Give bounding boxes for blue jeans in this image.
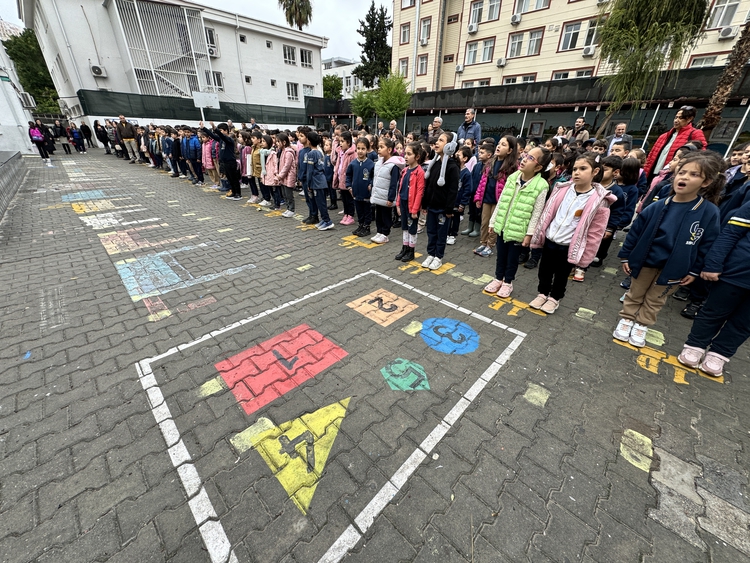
[426,209,451,259]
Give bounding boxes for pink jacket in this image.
[201,141,217,170]
[530,181,616,268]
[333,145,356,190]
[473,166,509,204]
[239,145,252,177]
[277,146,297,188]
[264,150,279,186]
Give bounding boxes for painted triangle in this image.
[230,398,351,514]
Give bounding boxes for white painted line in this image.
[134,270,525,563]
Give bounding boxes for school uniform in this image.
[346,158,375,228]
[422,156,460,259]
[449,167,473,237]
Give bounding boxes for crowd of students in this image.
[98,115,750,378]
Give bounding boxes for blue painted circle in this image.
[420,318,479,355]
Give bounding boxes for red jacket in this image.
[396,165,426,215]
[644,124,706,177]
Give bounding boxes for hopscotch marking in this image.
[135,270,526,563]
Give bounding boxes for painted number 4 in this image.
[279,431,315,473]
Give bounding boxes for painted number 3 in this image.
[368,296,398,313]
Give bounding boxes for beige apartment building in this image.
[393,0,750,92]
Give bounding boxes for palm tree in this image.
[698,22,750,141]
[278,0,313,31]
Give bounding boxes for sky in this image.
[0,0,382,60]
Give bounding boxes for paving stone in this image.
[77,462,148,529]
[551,464,609,530]
[433,482,495,558]
[1,449,73,510]
[0,492,34,540]
[116,478,186,542]
[587,508,651,562]
[107,522,166,563]
[38,456,108,521]
[0,504,78,563]
[412,523,467,563]
[36,511,120,563]
[347,515,417,562]
[532,501,597,562]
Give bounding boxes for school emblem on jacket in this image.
[363,170,370,181]
[686,221,704,245]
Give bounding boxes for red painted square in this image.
[214,324,347,415]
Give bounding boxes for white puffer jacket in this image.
[371,156,405,206]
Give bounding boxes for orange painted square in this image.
[346,289,418,327]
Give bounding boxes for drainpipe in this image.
[410,0,420,92]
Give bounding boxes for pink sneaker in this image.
[700,351,729,377]
[341,215,354,226]
[677,345,705,369]
[497,282,513,298]
[483,279,503,294]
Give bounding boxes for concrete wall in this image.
[0,152,26,222]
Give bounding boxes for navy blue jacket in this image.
[482,161,501,205]
[324,154,334,187]
[367,150,378,162]
[346,158,375,200]
[704,200,750,289]
[618,183,639,230]
[297,146,310,184]
[470,161,484,196]
[718,175,750,224]
[162,136,173,157]
[604,183,626,231]
[201,128,236,162]
[637,170,648,196]
[304,149,328,190]
[456,167,473,208]
[619,196,720,285]
[642,175,672,210]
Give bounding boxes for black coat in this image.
[422,156,460,216]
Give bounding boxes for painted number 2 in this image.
[368,296,398,313]
[278,431,315,473]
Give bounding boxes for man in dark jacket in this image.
[80,122,94,148]
[116,115,139,163]
[457,109,482,147]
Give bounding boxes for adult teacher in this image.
[644,106,706,179]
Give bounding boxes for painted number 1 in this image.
[368,296,398,312]
[279,431,315,472]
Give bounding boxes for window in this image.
[444,54,455,63]
[527,30,542,55]
[416,87,427,93]
[205,27,216,47]
[400,23,410,44]
[576,69,592,77]
[301,49,313,68]
[466,42,479,64]
[420,17,431,40]
[503,74,534,84]
[345,76,352,89]
[266,40,273,49]
[283,45,296,65]
[399,58,409,77]
[470,1,483,24]
[206,70,224,91]
[402,0,416,7]
[482,38,495,61]
[463,81,475,88]
[553,71,569,80]
[560,22,581,51]
[508,29,542,57]
[709,0,739,28]
[478,79,490,86]
[287,82,299,101]
[522,74,535,82]
[239,34,247,43]
[244,75,252,84]
[508,33,523,58]
[324,62,332,69]
[54,54,69,83]
[585,19,601,46]
[515,0,549,13]
[488,0,501,19]
[271,79,277,87]
[418,54,428,75]
[553,69,592,80]
[303,84,315,96]
[562,19,602,50]
[690,55,718,68]
[504,77,517,84]
[447,14,460,23]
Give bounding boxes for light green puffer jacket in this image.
[492,171,549,242]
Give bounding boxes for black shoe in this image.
[327,204,338,210]
[401,248,415,262]
[681,301,703,319]
[395,245,408,260]
[303,215,319,225]
[518,251,529,264]
[589,258,603,268]
[620,277,631,289]
[358,226,371,237]
[524,257,539,269]
[672,286,690,301]
[352,226,363,236]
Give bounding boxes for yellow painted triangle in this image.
[230,398,351,515]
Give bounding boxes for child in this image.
[474,136,518,257]
[333,131,357,225]
[200,121,242,200]
[463,144,493,237]
[447,146,474,245]
[201,133,220,188]
[585,155,626,274]
[250,131,270,206]
[395,142,426,262]
[464,139,478,171]
[609,140,630,158]
[370,138,405,244]
[529,153,616,314]
[484,146,553,297]
[239,132,255,199]
[616,157,641,227]
[638,145,697,212]
[297,127,318,224]
[628,148,649,196]
[421,132,460,270]
[323,137,338,211]
[263,135,280,210]
[678,200,750,376]
[303,131,334,230]
[346,137,375,236]
[275,132,298,217]
[614,152,723,347]
[590,139,608,155]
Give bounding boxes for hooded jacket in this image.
[531,181,617,267]
[421,155,460,215]
[333,145,357,190]
[277,146,298,188]
[371,156,405,206]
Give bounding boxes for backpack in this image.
[30,128,44,142]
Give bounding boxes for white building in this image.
[17,0,328,124]
[322,56,374,100]
[0,38,36,154]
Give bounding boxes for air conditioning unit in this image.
[467,22,478,34]
[420,37,428,47]
[719,26,739,40]
[90,64,107,78]
[496,57,507,68]
[582,45,596,57]
[345,87,351,92]
[510,14,522,25]
[19,92,36,108]
[208,45,220,57]
[455,64,464,73]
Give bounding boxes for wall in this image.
[0,152,26,222]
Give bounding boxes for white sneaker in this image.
[429,257,443,270]
[371,233,382,242]
[249,195,260,203]
[422,255,435,268]
[376,234,389,244]
[282,210,295,218]
[259,199,273,207]
[446,236,456,245]
[628,323,648,347]
[613,318,634,342]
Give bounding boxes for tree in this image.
[323,74,343,100]
[352,1,392,88]
[597,0,707,119]
[277,0,312,31]
[698,21,750,140]
[349,89,377,121]
[2,29,59,113]
[373,72,411,122]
